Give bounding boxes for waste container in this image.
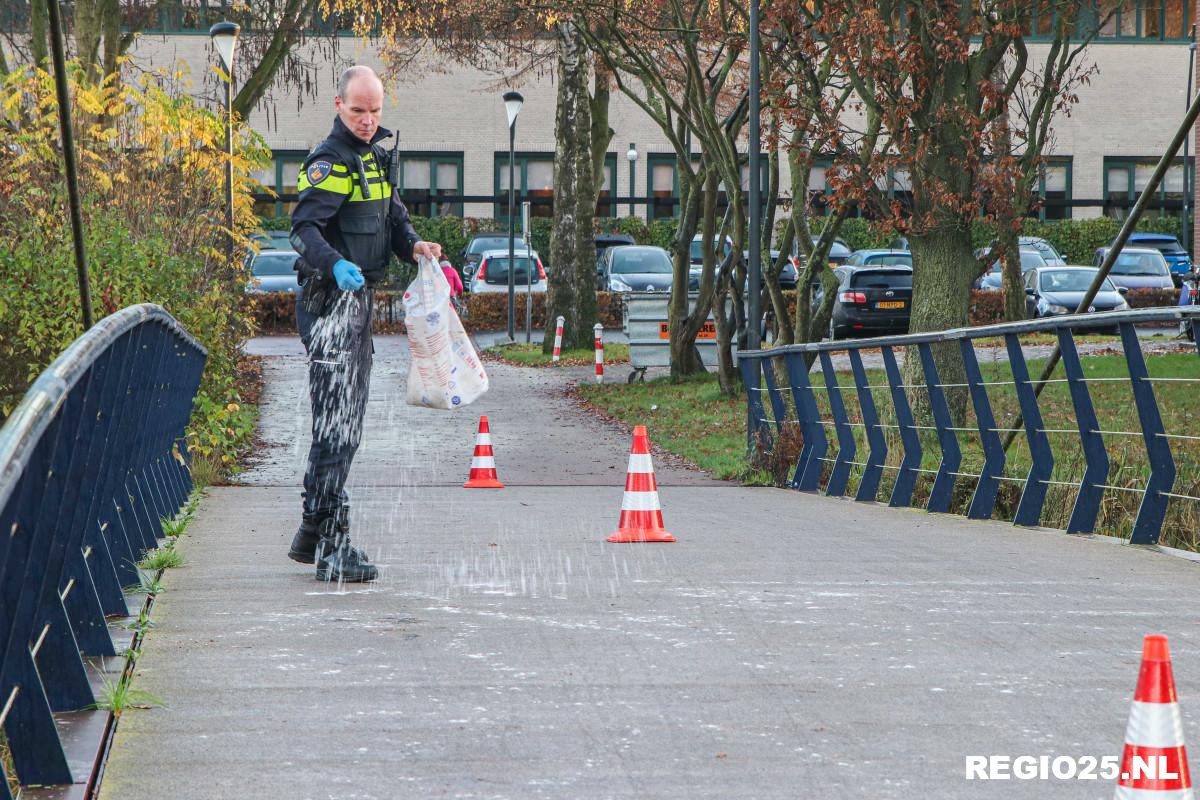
[623,292,723,382]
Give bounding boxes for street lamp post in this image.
[45,0,93,329]
[1185,29,1196,259]
[747,0,762,350]
[209,21,240,263]
[503,90,524,342]
[626,143,638,218]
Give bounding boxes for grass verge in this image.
[575,373,755,482]
[487,342,630,367]
[575,351,1200,548]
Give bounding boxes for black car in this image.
[828,265,913,340]
[460,232,517,281]
[742,249,799,290]
[812,236,853,265]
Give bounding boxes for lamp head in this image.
[503,90,524,128]
[626,143,638,163]
[208,21,241,73]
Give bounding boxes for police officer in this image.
[288,65,442,582]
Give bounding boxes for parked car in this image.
[1105,233,1192,284]
[1091,246,1175,290]
[844,250,907,268]
[827,265,913,340]
[812,236,852,265]
[599,245,673,292]
[595,232,637,275]
[845,249,913,268]
[460,232,514,281]
[468,248,547,294]
[976,237,1065,269]
[689,233,734,267]
[1024,265,1128,322]
[975,248,1049,290]
[742,249,799,290]
[686,234,735,289]
[246,249,301,294]
[249,230,292,251]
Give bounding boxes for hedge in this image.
[776,287,1181,330]
[251,290,625,335]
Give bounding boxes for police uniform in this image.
[290,116,420,524]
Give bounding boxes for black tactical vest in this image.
[309,136,393,281]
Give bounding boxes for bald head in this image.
[337,65,382,98]
[335,66,384,143]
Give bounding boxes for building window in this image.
[1035,158,1072,220]
[495,153,615,223]
[647,154,680,220]
[1095,0,1190,40]
[642,153,768,221]
[596,156,617,218]
[1104,156,1193,219]
[396,153,463,218]
[251,150,307,219]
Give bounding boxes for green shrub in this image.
[596,215,652,244]
[648,218,681,253]
[0,64,267,481]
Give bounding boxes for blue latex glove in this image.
[332,259,365,291]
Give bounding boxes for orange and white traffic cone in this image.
[608,425,675,543]
[1115,635,1193,799]
[463,415,504,489]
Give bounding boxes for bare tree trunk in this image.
[904,226,977,423]
[998,226,1024,321]
[668,164,715,380]
[542,20,597,353]
[30,0,49,67]
[991,65,1025,322]
[589,58,614,202]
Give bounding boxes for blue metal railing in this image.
[739,307,1200,545]
[0,304,206,797]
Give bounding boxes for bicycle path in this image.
[98,335,1200,800]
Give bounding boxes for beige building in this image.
[9,3,1200,243]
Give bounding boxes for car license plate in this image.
[876,300,905,309]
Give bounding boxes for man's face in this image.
[335,76,383,143]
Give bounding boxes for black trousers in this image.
[296,288,374,517]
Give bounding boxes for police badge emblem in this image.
[306,160,332,185]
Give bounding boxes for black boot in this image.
[314,514,378,583]
[288,513,324,564]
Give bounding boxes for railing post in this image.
[961,340,1005,520]
[881,346,921,507]
[1057,328,1109,533]
[1121,322,1177,544]
[739,356,769,454]
[849,350,886,503]
[1007,333,1054,527]
[761,356,788,434]
[819,351,856,497]
[917,342,961,514]
[784,351,826,491]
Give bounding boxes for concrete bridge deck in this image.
[98,335,1200,800]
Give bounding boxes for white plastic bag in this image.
[404,255,488,409]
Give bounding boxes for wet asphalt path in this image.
[98,332,1200,800]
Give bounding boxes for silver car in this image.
[247,249,301,294]
[467,248,546,294]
